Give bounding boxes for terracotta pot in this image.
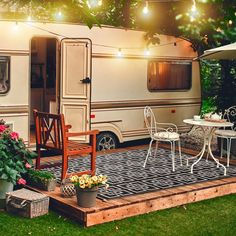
[75,186,98,208]
[0,179,14,209]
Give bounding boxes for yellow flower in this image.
[91,176,98,182]
[70,176,77,182]
[80,183,85,189]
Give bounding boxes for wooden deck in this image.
[30,145,236,227]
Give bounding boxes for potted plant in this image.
[70,174,108,208]
[26,169,57,192]
[0,120,36,208]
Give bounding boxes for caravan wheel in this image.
[96,132,118,151]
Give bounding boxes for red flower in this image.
[17,178,26,185]
[10,132,19,141]
[0,125,6,133]
[25,163,31,169]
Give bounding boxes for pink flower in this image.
[17,178,26,185]
[25,163,31,169]
[10,132,19,140]
[0,125,6,133]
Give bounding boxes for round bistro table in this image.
[183,118,233,176]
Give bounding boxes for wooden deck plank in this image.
[85,181,236,227]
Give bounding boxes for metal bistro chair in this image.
[143,106,182,171]
[214,105,236,167]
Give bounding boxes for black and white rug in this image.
[43,148,236,200]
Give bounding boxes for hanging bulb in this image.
[117,48,122,57]
[189,0,199,22]
[87,0,102,8]
[142,1,149,15]
[144,47,150,56]
[98,0,102,6]
[55,11,63,20]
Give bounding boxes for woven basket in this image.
[60,179,76,197]
[6,188,49,218]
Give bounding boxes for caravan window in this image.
[0,56,10,94]
[147,61,191,91]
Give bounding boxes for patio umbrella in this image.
[199,42,236,60]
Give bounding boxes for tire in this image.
[96,132,118,151]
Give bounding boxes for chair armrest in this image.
[66,130,99,138]
[65,125,72,132]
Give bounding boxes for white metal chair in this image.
[143,106,182,171]
[214,105,236,167]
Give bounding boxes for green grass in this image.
[1,194,236,236]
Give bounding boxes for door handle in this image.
[80,77,91,84]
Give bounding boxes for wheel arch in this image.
[91,123,123,143]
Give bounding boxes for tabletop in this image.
[183,118,233,128]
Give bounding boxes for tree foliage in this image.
[1,0,236,111]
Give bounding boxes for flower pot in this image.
[28,179,57,192]
[75,186,98,208]
[0,179,14,209]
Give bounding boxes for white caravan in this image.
[0,21,201,150]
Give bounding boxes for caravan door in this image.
[60,39,91,142]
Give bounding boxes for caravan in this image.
[0,21,201,150]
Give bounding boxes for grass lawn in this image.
[1,194,236,236]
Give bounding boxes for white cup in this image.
[193,115,201,121]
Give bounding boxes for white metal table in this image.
[183,119,233,176]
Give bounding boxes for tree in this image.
[1,0,236,111]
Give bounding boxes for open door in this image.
[60,39,91,142]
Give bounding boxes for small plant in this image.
[26,169,56,191]
[70,174,108,189]
[27,169,55,184]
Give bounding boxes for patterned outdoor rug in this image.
[43,148,236,200]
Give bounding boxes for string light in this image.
[142,1,149,15]
[21,22,186,58]
[229,20,233,25]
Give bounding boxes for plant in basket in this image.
[26,169,56,192]
[0,119,36,207]
[70,174,108,208]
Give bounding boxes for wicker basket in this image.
[60,179,76,197]
[6,188,49,218]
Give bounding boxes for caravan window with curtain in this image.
[0,56,10,94]
[147,61,191,91]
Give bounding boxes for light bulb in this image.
[87,0,102,8]
[117,48,122,57]
[55,11,63,20]
[144,48,150,56]
[142,1,149,15]
[189,0,199,22]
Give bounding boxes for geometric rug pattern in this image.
[43,148,236,200]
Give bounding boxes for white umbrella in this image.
[199,42,236,60]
